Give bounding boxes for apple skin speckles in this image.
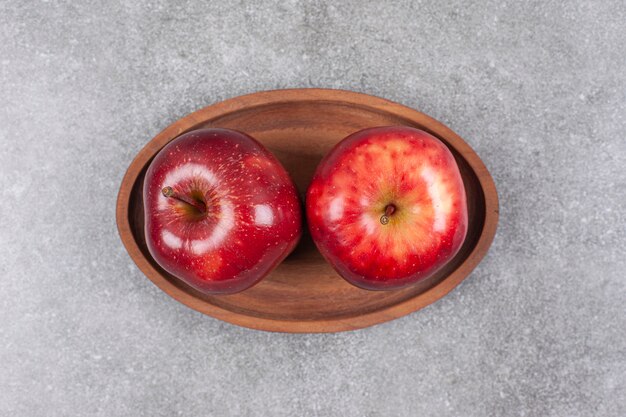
[144,128,302,295]
[306,126,468,291]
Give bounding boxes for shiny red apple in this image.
[306,126,468,290]
[144,128,302,294]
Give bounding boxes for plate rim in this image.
[116,88,499,333]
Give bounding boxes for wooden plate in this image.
[116,89,498,333]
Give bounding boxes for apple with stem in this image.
[306,126,468,290]
[143,128,302,295]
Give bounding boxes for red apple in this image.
[306,126,468,290]
[143,128,302,294]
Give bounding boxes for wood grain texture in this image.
[116,89,499,333]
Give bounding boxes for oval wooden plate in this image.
[116,89,498,333]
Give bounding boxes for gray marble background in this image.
[1,1,625,416]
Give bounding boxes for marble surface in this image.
[1,1,625,416]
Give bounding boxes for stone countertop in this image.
[1,1,624,416]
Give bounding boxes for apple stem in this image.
[380,204,396,225]
[162,186,207,213]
